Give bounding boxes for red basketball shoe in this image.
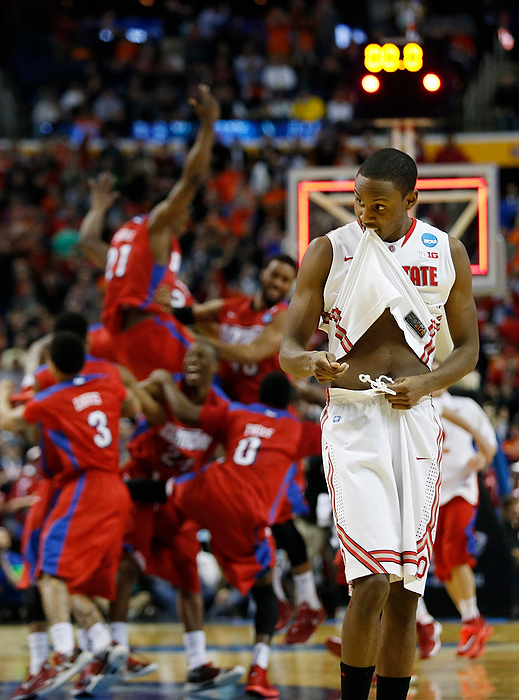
[10,662,54,700]
[325,635,341,657]
[285,602,326,644]
[416,619,443,659]
[457,616,493,658]
[245,665,279,698]
[274,599,295,632]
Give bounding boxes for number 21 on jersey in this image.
[105,244,132,280]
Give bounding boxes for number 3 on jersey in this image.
[105,243,132,280]
[88,410,113,448]
[233,436,261,466]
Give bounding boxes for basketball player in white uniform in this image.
[280,148,479,700]
[432,385,497,658]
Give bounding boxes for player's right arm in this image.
[148,85,220,240]
[79,172,120,268]
[279,237,348,383]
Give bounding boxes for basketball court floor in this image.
[1,619,518,699]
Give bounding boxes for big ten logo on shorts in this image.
[421,232,438,248]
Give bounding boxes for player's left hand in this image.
[385,375,429,410]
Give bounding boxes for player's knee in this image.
[386,580,419,617]
[351,574,391,613]
[251,583,279,637]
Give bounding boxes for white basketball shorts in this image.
[322,387,443,595]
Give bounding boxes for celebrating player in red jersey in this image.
[11,313,159,698]
[0,332,141,698]
[79,85,219,379]
[175,253,326,643]
[175,254,297,403]
[133,370,321,698]
[112,340,244,692]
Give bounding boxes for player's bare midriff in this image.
[332,309,430,390]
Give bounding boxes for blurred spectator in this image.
[326,88,355,125]
[0,527,24,621]
[493,71,519,131]
[291,90,326,121]
[92,88,126,134]
[503,416,519,464]
[262,54,298,95]
[500,182,519,233]
[434,133,470,163]
[31,87,63,137]
[233,41,266,108]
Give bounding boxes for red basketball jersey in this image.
[101,216,183,333]
[23,373,127,487]
[217,297,288,403]
[127,378,229,481]
[198,401,321,507]
[33,355,121,391]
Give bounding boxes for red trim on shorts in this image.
[325,450,387,576]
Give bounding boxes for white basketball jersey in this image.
[433,392,498,506]
[321,218,456,367]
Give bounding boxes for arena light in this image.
[423,73,441,92]
[361,74,380,93]
[125,28,148,44]
[335,24,352,49]
[498,27,515,51]
[297,177,489,275]
[99,28,114,42]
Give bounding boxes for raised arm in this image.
[279,237,348,382]
[79,172,120,268]
[148,85,220,236]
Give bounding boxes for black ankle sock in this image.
[340,662,375,700]
[376,675,411,699]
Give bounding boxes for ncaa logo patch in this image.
[333,416,341,423]
[421,232,438,248]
